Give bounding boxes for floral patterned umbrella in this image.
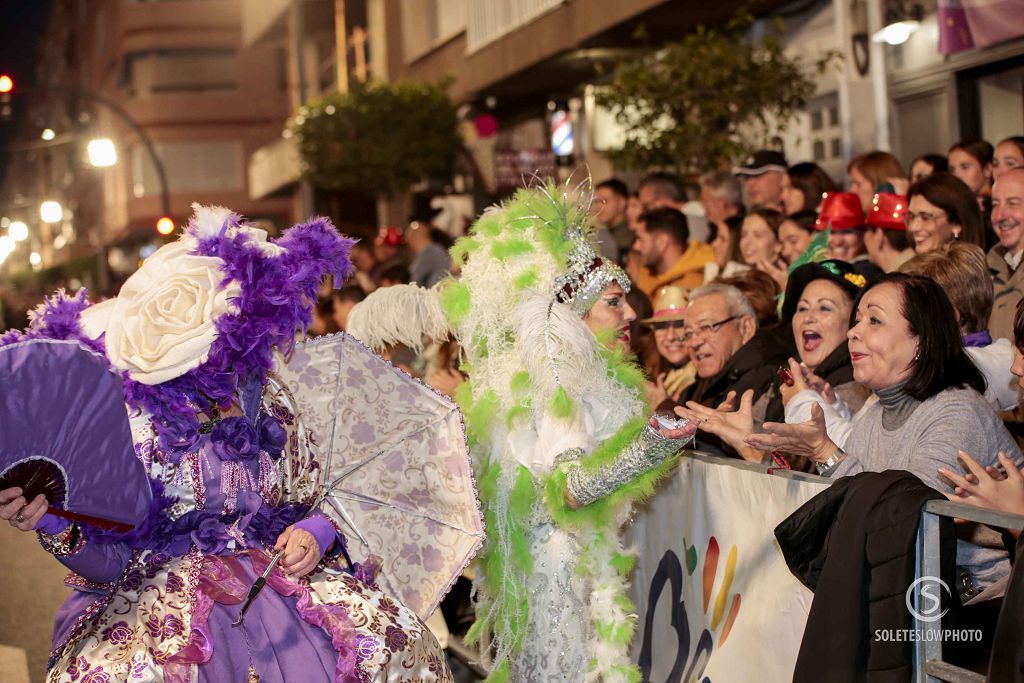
[269,332,483,620]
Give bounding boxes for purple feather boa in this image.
[3,212,354,461]
[0,289,104,355]
[122,214,355,457]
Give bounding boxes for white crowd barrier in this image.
[625,452,830,683]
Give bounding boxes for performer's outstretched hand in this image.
[0,487,47,532]
[650,416,700,441]
[275,525,320,577]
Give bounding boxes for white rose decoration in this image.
[81,240,242,385]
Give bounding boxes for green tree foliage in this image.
[289,79,459,195]
[596,17,838,174]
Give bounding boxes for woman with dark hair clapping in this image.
[748,273,1022,593]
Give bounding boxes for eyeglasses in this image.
[680,316,740,344]
[650,320,685,331]
[905,210,947,225]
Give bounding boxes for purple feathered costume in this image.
[3,206,451,683]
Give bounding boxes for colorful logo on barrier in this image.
[638,536,742,683]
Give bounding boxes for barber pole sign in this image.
[551,110,574,157]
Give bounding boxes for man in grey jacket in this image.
[988,169,1024,341]
[407,220,451,290]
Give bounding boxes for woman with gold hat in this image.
[641,285,697,408]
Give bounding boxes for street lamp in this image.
[41,128,56,141]
[87,138,117,167]
[872,1,924,45]
[0,235,14,256]
[156,216,175,235]
[872,20,919,45]
[40,200,64,223]
[9,220,28,241]
[29,251,42,267]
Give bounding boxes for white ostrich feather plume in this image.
[512,294,604,400]
[346,284,450,353]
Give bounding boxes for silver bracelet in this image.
[565,425,690,507]
[816,447,845,476]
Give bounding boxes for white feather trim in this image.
[189,202,234,238]
[512,294,604,401]
[182,203,283,256]
[346,284,450,353]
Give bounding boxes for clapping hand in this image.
[939,450,1024,538]
[779,357,835,408]
[745,402,836,462]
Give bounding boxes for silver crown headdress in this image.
[552,227,630,316]
[529,173,629,316]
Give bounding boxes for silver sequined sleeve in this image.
[563,424,690,507]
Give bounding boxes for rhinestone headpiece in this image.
[553,227,630,316]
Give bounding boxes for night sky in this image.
[0,0,52,189]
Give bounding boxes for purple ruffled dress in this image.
[44,407,450,683]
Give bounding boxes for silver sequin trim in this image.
[564,425,688,507]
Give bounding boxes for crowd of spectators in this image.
[326,135,1024,670]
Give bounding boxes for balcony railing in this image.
[466,0,565,54]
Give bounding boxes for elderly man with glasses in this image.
[672,282,786,457]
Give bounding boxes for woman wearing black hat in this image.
[674,260,871,467]
[769,261,874,466]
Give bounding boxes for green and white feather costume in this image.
[348,178,685,682]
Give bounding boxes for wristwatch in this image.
[816,446,845,476]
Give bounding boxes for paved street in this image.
[0,524,70,682]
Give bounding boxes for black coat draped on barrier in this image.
[775,470,955,682]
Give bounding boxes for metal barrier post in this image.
[916,508,945,682]
[913,501,1024,683]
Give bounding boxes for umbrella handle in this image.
[46,506,134,533]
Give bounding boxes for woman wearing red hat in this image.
[863,192,914,272]
[817,192,883,280]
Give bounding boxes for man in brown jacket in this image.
[630,208,714,298]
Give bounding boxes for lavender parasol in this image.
[269,332,483,620]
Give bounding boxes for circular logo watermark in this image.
[906,576,950,622]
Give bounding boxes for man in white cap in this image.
[734,149,788,211]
